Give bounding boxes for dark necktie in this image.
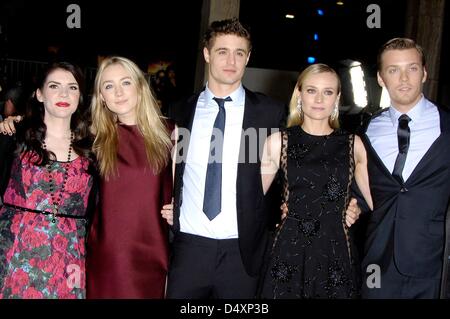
[203,96,232,220]
[392,114,411,184]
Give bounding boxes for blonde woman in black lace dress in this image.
[259,64,373,298]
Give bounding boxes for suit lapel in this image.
[404,133,449,185]
[173,94,200,231]
[361,109,398,183]
[241,89,259,132]
[362,133,397,182]
[439,106,450,134]
[236,89,258,209]
[180,94,199,132]
[405,107,450,186]
[441,110,450,297]
[175,94,198,175]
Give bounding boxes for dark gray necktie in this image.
[392,114,411,184]
[203,96,232,220]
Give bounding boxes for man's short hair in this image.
[377,37,426,70]
[203,18,252,51]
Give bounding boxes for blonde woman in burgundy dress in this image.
[86,56,173,298]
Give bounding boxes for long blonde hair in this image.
[287,63,341,128]
[91,56,171,178]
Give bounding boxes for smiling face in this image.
[36,68,80,121]
[203,34,250,94]
[298,71,340,123]
[99,63,138,125]
[378,48,427,112]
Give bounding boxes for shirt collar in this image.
[388,95,426,126]
[204,83,245,107]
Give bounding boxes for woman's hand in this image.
[161,199,174,226]
[0,115,22,135]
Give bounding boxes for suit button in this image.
[400,187,408,193]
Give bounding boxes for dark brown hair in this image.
[203,18,252,51]
[16,61,94,165]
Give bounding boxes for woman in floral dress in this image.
[0,62,96,299]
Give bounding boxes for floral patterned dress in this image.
[0,153,93,299]
[260,126,360,299]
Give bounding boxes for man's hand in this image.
[0,115,22,135]
[161,199,174,226]
[280,202,288,220]
[275,202,288,228]
[345,198,361,227]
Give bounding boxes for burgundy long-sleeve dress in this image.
[86,124,172,298]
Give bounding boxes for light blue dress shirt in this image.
[366,96,441,182]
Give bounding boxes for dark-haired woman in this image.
[0,62,96,299]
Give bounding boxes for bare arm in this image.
[353,135,373,211]
[261,131,281,195]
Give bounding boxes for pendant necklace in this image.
[42,132,74,223]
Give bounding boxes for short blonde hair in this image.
[377,37,426,70]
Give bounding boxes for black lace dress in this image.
[260,126,360,299]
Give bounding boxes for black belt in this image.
[176,232,239,248]
[2,202,87,220]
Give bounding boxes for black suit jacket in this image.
[170,88,286,277]
[360,104,450,293]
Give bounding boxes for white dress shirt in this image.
[366,96,441,182]
[180,84,245,239]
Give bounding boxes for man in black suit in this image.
[164,18,286,298]
[360,38,450,298]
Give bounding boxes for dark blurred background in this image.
[0,0,448,116]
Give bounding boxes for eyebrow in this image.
[305,85,336,90]
[215,47,228,52]
[214,47,248,54]
[102,76,132,85]
[386,62,420,68]
[47,80,79,86]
